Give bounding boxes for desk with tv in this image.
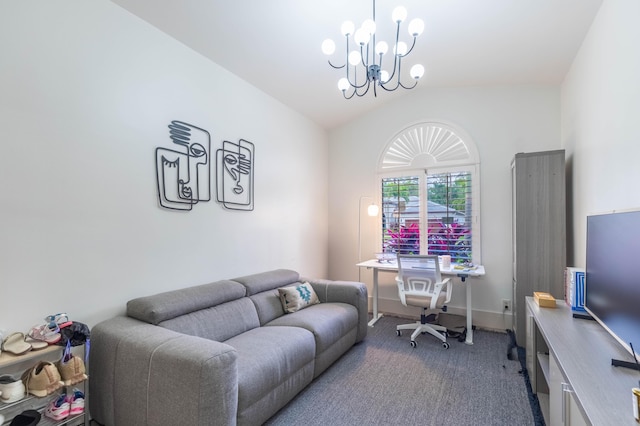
[356,259,485,345]
[526,296,640,425]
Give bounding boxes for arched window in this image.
[377,121,481,264]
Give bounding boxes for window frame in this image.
[376,121,481,265]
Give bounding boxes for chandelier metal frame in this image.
[322,0,424,99]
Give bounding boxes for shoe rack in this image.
[0,344,88,426]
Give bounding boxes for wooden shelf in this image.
[537,352,550,384]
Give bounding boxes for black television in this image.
[585,210,640,366]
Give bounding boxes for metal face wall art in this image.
[155,121,255,212]
[156,121,211,211]
[216,139,255,211]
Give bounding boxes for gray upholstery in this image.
[127,279,246,324]
[248,288,285,325]
[90,316,238,426]
[225,326,316,426]
[266,302,358,377]
[232,269,300,296]
[160,298,260,342]
[89,270,368,426]
[304,278,369,343]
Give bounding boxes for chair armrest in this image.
[395,276,407,306]
[431,277,452,310]
[89,316,238,426]
[303,278,368,342]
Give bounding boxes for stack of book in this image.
[565,267,586,313]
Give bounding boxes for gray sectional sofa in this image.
[88,269,368,426]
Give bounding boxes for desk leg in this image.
[463,276,473,345]
[368,268,383,327]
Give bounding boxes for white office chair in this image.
[395,254,453,349]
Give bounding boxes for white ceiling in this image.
[111,0,602,130]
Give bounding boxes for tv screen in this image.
[585,210,640,362]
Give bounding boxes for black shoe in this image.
[10,410,41,426]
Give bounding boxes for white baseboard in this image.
[371,296,513,332]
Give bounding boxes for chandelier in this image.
[321,0,425,99]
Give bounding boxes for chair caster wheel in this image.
[410,340,417,348]
[442,342,450,349]
[396,330,402,337]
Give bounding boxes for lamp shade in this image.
[408,18,424,37]
[367,204,379,216]
[321,39,336,55]
[341,20,355,36]
[410,64,425,79]
[392,6,407,23]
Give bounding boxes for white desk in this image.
[356,259,485,345]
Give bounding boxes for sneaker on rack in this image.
[44,393,70,421]
[68,388,85,415]
[0,374,26,403]
[20,361,64,397]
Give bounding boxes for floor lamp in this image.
[358,196,379,281]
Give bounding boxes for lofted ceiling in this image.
[111,0,602,130]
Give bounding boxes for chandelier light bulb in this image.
[410,64,425,80]
[341,20,355,36]
[362,19,376,35]
[348,50,362,66]
[408,18,424,37]
[375,41,388,56]
[392,6,407,23]
[354,28,370,46]
[321,39,336,56]
[394,41,408,56]
[338,78,350,92]
[380,70,390,83]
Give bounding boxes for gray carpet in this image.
[265,315,535,426]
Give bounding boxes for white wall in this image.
[328,85,561,329]
[562,0,640,267]
[0,1,328,334]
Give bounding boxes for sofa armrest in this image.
[89,316,238,426]
[304,278,368,343]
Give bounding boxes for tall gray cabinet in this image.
[511,150,566,345]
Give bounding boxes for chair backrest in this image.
[397,254,441,291]
[396,254,451,309]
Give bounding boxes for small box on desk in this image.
[534,292,556,308]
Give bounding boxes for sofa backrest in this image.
[159,298,260,342]
[125,270,305,340]
[127,279,246,324]
[232,269,300,295]
[127,279,261,341]
[232,269,301,325]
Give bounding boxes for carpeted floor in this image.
[265,315,538,426]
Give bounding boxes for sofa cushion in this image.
[265,302,358,356]
[159,298,260,342]
[224,326,315,425]
[232,269,300,296]
[278,282,320,313]
[127,280,246,325]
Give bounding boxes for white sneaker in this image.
[0,374,25,403]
